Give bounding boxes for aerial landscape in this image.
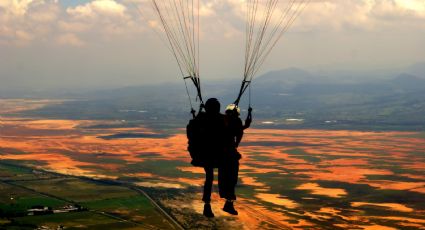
[1,0,425,229]
[1,93,424,229]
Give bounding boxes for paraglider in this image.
[138,0,309,217]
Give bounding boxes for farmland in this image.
[1,99,424,229]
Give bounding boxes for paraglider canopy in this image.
[147,0,203,115]
[235,0,310,106]
[139,0,309,112]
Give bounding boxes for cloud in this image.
[14,30,34,46]
[58,21,91,33]
[0,0,137,46]
[1,0,424,90]
[394,0,425,15]
[371,0,425,22]
[61,0,144,42]
[66,0,127,19]
[56,33,85,47]
[298,0,425,31]
[200,0,425,34]
[1,0,424,47]
[0,0,60,46]
[0,0,36,17]
[28,2,60,23]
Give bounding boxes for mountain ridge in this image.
[15,67,425,131]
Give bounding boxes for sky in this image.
[1,0,425,90]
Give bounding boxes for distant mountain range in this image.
[8,65,425,130]
[405,62,425,78]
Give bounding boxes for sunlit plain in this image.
[1,99,424,229]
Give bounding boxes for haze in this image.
[1,0,424,91]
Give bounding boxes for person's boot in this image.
[223,200,238,215]
[203,203,214,218]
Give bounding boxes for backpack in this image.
[186,113,225,167]
[187,116,202,166]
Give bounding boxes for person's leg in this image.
[203,167,214,217]
[218,163,228,199]
[219,159,239,199]
[202,167,214,203]
[222,159,239,215]
[228,159,239,200]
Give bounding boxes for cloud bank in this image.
[1,0,424,89]
[2,0,424,46]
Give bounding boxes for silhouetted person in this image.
[186,100,252,217]
[219,104,252,215]
[187,98,226,217]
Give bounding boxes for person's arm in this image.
[243,107,253,130]
[235,119,244,148]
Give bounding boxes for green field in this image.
[0,164,178,230]
[15,178,139,202]
[0,182,68,217]
[10,212,140,230]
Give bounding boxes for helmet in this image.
[225,104,240,115]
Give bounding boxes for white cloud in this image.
[14,30,34,46]
[1,0,422,47]
[28,2,60,23]
[58,21,91,33]
[199,0,425,34]
[56,33,85,47]
[66,0,127,19]
[0,0,424,89]
[61,0,144,42]
[394,0,425,15]
[300,0,425,31]
[0,0,35,17]
[0,0,59,46]
[371,0,425,22]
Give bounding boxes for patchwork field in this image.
[0,164,178,230]
[1,99,424,229]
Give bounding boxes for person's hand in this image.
[247,107,253,122]
[245,118,252,126]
